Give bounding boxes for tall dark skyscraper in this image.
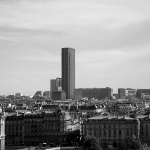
[62,47,75,99]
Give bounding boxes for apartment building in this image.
[43,109,73,145]
[5,113,24,146]
[138,115,150,145]
[84,115,140,148]
[24,112,43,145]
[5,109,80,146]
[0,109,5,150]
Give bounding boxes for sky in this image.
[0,0,150,96]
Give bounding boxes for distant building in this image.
[15,93,22,98]
[62,48,75,99]
[43,91,50,99]
[32,91,42,99]
[0,96,5,100]
[136,102,149,110]
[113,94,119,99]
[42,104,59,111]
[136,89,150,98]
[6,95,15,100]
[34,91,42,97]
[141,93,150,100]
[118,88,136,99]
[50,78,62,98]
[52,91,66,101]
[75,87,113,100]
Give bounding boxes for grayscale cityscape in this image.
[0,1,150,150]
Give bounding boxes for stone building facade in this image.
[0,109,5,150]
[84,115,140,148]
[138,115,150,145]
[5,109,80,146]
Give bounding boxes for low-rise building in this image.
[75,87,113,100]
[141,93,150,100]
[15,93,23,98]
[136,89,150,98]
[136,102,149,110]
[118,88,136,99]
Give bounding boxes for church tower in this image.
[0,106,5,150]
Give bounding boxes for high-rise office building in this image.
[62,48,75,99]
[50,78,62,98]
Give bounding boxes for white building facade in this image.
[0,108,5,150]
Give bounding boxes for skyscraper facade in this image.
[62,48,75,99]
[50,78,62,98]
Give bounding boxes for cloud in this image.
[76,47,150,77]
[0,35,20,42]
[17,55,59,63]
[1,0,150,50]
[0,0,150,94]
[0,0,150,29]
[13,49,60,64]
[0,27,66,36]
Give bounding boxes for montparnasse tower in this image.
[61,47,75,99]
[0,105,5,150]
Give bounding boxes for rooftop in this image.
[5,113,16,117]
[25,112,42,116]
[88,115,135,120]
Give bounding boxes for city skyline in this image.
[0,0,150,95]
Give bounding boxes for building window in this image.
[119,130,121,135]
[104,130,106,135]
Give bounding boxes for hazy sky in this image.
[0,0,150,95]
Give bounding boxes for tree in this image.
[125,135,141,150]
[82,135,102,150]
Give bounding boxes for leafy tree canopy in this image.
[82,135,102,150]
[125,135,141,150]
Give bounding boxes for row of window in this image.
[87,119,137,123]
[86,130,137,136]
[6,127,22,129]
[86,124,137,128]
[86,133,123,139]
